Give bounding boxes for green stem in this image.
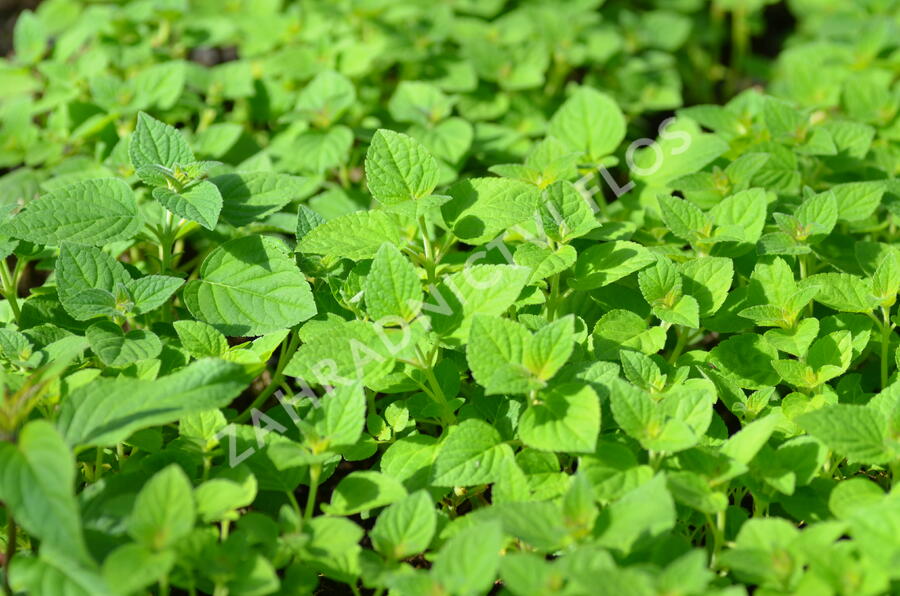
[547,273,560,322]
[3,515,15,596]
[418,215,436,284]
[220,519,230,541]
[159,575,170,596]
[286,490,302,519]
[304,464,321,520]
[233,331,300,424]
[729,3,748,94]
[707,510,726,567]
[415,347,456,427]
[881,306,894,390]
[94,447,104,482]
[668,326,689,364]
[0,260,21,325]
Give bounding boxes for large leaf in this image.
[0,421,88,561]
[184,235,317,336]
[1,178,141,246]
[57,359,252,449]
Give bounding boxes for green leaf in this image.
[86,321,162,367]
[804,273,876,313]
[431,419,514,487]
[593,309,667,359]
[595,473,675,553]
[295,70,356,126]
[128,464,196,550]
[519,383,600,453]
[10,552,112,596]
[194,470,257,523]
[798,405,891,464]
[55,244,130,320]
[129,112,194,171]
[173,320,229,358]
[831,181,885,222]
[1,178,141,246]
[57,359,252,449]
[365,129,439,205]
[212,172,320,227]
[184,235,317,336]
[389,81,453,125]
[309,382,367,451]
[710,188,768,245]
[539,180,598,242]
[322,470,407,515]
[795,190,838,241]
[639,256,681,306]
[523,315,575,381]
[873,251,900,306]
[365,242,423,321]
[370,491,436,560]
[513,243,577,283]
[0,420,88,561]
[442,178,542,245]
[570,241,656,291]
[296,210,408,261]
[102,543,175,596]
[432,521,504,595]
[466,314,535,395]
[287,126,354,173]
[548,86,626,161]
[125,274,183,315]
[12,10,46,65]
[658,195,708,242]
[680,257,734,317]
[151,180,223,230]
[708,333,780,389]
[806,330,853,382]
[296,516,363,583]
[428,264,531,344]
[285,320,418,387]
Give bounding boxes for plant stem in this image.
[304,463,321,520]
[547,273,560,322]
[729,2,748,94]
[418,215,436,284]
[286,490,302,519]
[0,260,21,325]
[415,346,456,427]
[707,510,726,567]
[233,331,300,424]
[159,575,170,596]
[668,326,689,364]
[3,515,15,596]
[881,305,894,390]
[94,447,104,482]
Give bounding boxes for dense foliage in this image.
[1,0,900,594]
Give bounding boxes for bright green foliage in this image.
[2,1,900,595]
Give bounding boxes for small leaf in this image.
[364,242,423,321]
[87,321,162,367]
[548,86,626,161]
[431,419,514,487]
[129,112,194,171]
[128,464,196,551]
[152,180,223,230]
[365,130,439,205]
[173,320,229,358]
[519,383,600,453]
[370,491,436,560]
[798,405,891,464]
